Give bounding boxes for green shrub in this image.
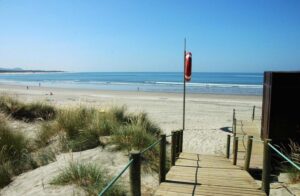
[51,162,126,195]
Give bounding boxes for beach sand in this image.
[0,84,264,195]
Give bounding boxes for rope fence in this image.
[98,159,134,196]
[98,131,182,196]
[140,139,161,154]
[231,106,300,195]
[268,143,300,171]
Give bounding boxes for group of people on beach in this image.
[26,83,53,95]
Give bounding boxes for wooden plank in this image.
[157,183,265,196]
[154,152,266,196]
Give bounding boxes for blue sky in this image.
[0,0,300,72]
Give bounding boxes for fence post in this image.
[233,137,239,165]
[252,106,256,121]
[180,129,183,152]
[176,131,180,157]
[262,139,271,195]
[233,118,237,136]
[159,134,166,183]
[129,151,141,196]
[233,108,236,122]
[171,131,176,166]
[244,135,253,171]
[226,135,231,159]
[179,129,183,152]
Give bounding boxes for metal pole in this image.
[183,38,186,131]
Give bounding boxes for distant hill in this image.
[0,67,63,73]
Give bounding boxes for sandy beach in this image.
[0,83,263,195]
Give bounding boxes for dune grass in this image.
[0,164,11,188]
[0,96,163,191]
[51,162,126,196]
[36,106,161,154]
[281,140,300,183]
[0,95,56,122]
[0,117,37,187]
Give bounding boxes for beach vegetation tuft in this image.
[0,117,37,187]
[51,162,126,195]
[280,140,300,183]
[0,95,56,122]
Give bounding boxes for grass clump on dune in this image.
[37,107,121,151]
[281,140,300,183]
[0,117,36,187]
[54,108,113,151]
[51,162,126,196]
[0,95,56,122]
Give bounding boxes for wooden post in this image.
[176,131,180,157]
[244,135,253,171]
[233,118,237,136]
[252,106,256,121]
[159,134,166,183]
[262,139,271,195]
[171,131,176,166]
[233,108,236,121]
[233,137,239,165]
[179,130,183,153]
[129,151,141,196]
[226,135,231,159]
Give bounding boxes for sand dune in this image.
[0,84,262,195]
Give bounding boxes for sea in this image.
[0,72,263,96]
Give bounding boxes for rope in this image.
[140,139,161,154]
[250,137,264,143]
[99,159,134,196]
[268,143,300,171]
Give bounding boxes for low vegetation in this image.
[0,95,162,192]
[281,140,300,183]
[0,95,56,122]
[0,117,36,188]
[51,162,126,196]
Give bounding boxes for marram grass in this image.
[0,95,56,122]
[51,162,126,196]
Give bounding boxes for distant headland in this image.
[0,67,63,73]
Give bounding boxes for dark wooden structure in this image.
[261,71,300,143]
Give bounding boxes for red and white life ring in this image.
[185,52,192,81]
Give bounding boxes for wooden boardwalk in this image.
[155,152,266,196]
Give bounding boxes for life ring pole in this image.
[183,38,186,131]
